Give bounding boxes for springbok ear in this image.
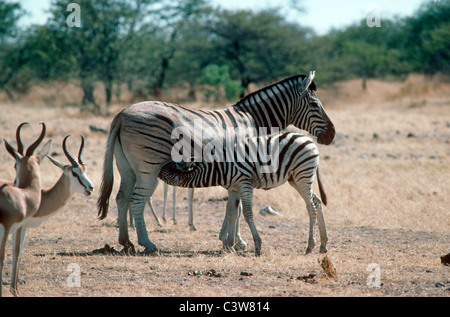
[47,154,65,170]
[37,139,52,162]
[299,71,315,91]
[4,139,21,161]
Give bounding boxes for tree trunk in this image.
[0,81,15,101]
[240,77,251,98]
[81,77,99,113]
[152,29,177,98]
[153,57,169,98]
[104,77,113,106]
[187,82,196,101]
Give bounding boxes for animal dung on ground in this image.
[188,269,222,277]
[297,273,318,284]
[91,244,121,255]
[319,255,338,279]
[441,253,450,266]
[240,271,253,277]
[259,206,280,216]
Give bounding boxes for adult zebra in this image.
[97,71,335,254]
[159,131,328,255]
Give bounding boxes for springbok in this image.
[0,122,51,297]
[7,135,94,296]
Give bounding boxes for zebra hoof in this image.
[221,246,235,254]
[121,244,136,256]
[234,241,247,251]
[189,225,197,231]
[143,246,159,256]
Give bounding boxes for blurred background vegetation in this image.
[0,0,449,113]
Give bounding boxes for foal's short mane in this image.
[235,74,317,107]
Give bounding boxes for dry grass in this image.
[0,74,449,297]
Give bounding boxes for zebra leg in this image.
[219,190,240,251]
[130,176,159,255]
[172,186,177,225]
[116,180,136,254]
[147,197,163,227]
[115,158,137,254]
[289,180,323,254]
[163,183,168,223]
[143,179,162,227]
[233,201,247,251]
[219,214,229,249]
[238,183,262,256]
[305,201,317,254]
[313,194,328,253]
[188,188,196,231]
[129,210,134,228]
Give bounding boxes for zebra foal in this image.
[159,131,328,255]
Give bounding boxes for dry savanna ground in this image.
[0,74,449,298]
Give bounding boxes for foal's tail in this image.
[316,165,327,206]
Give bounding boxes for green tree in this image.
[198,64,243,102]
[47,0,140,111]
[165,15,218,100]
[208,9,313,96]
[0,0,24,100]
[0,0,22,43]
[422,22,450,75]
[403,0,450,75]
[305,17,416,87]
[117,0,211,100]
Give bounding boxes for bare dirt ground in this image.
[0,75,449,297]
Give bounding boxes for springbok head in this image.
[47,135,94,196]
[4,122,52,187]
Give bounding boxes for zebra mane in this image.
[235,74,317,107]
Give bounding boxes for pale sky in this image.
[19,0,426,35]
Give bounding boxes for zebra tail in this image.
[97,114,121,219]
[316,165,327,206]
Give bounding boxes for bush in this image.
[199,64,243,102]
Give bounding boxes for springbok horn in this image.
[15,122,29,155]
[78,136,85,166]
[62,135,79,167]
[25,122,46,156]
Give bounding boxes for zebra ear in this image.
[299,71,315,91]
[187,156,196,169]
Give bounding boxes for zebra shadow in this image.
[46,244,226,258]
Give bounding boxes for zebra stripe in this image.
[159,132,322,191]
[98,72,334,254]
[159,131,328,255]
